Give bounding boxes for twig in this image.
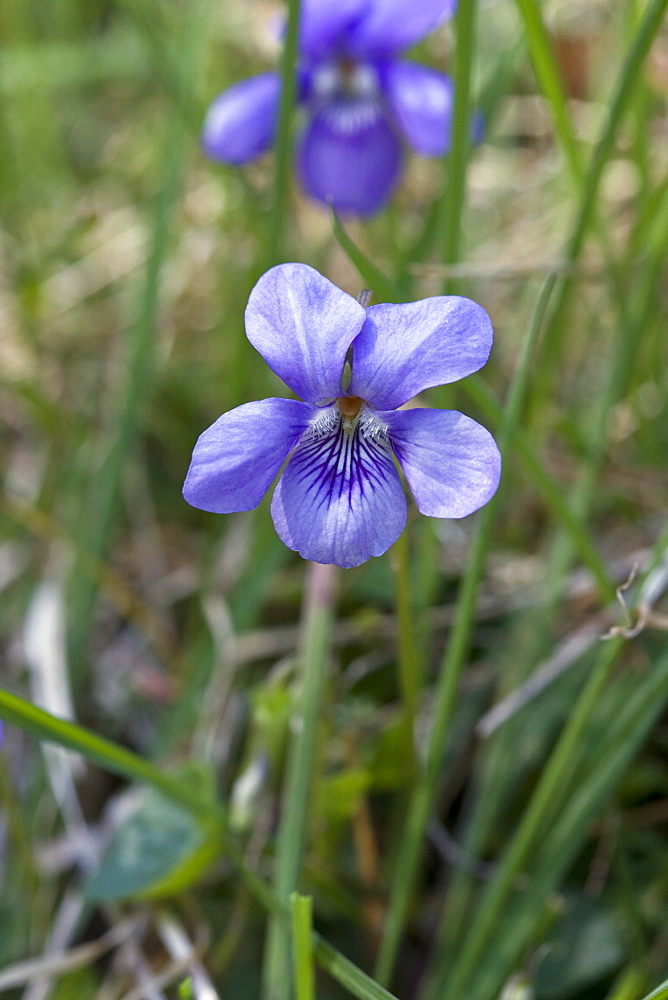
[476,623,601,739]
[0,920,142,991]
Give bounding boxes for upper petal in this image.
[270,406,407,567]
[383,61,453,156]
[245,264,366,403]
[183,398,315,513]
[297,99,403,215]
[201,73,280,165]
[346,0,456,57]
[348,296,493,410]
[384,407,501,517]
[298,0,369,60]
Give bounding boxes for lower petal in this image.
[384,407,501,518]
[297,100,403,216]
[271,408,407,567]
[383,61,453,156]
[183,398,315,514]
[202,73,280,165]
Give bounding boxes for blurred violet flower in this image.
[202,0,457,215]
[183,264,500,568]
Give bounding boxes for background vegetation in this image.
[0,1,667,998]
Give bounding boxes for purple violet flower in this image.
[202,0,457,215]
[183,264,501,569]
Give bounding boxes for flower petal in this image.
[270,407,407,567]
[383,61,453,155]
[245,263,366,402]
[298,0,368,60]
[297,100,403,215]
[349,296,493,410]
[384,407,501,517]
[183,398,315,513]
[347,0,456,57]
[201,73,280,165]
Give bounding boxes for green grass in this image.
[0,0,667,998]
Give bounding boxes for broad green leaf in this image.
[83,786,221,903]
[534,896,624,999]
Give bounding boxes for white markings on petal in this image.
[271,404,406,567]
[311,60,380,101]
[320,97,385,136]
[296,406,393,504]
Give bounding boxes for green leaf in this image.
[316,768,372,822]
[534,896,625,999]
[83,786,221,902]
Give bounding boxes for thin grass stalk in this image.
[440,0,477,286]
[0,689,221,824]
[426,636,622,1000]
[332,212,401,302]
[374,276,556,987]
[512,0,625,303]
[434,203,668,960]
[456,639,668,1000]
[462,377,613,599]
[267,0,301,264]
[424,178,668,959]
[639,978,668,1000]
[261,561,336,1000]
[225,840,402,1000]
[456,11,668,851]
[536,0,668,371]
[67,0,212,680]
[391,528,420,778]
[513,0,581,183]
[291,893,316,1000]
[543,172,668,610]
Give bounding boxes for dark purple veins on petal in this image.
[270,406,407,567]
[291,413,395,512]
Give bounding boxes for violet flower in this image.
[183,264,500,569]
[202,0,457,215]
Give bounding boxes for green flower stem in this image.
[332,212,401,302]
[391,528,420,778]
[261,560,337,1000]
[312,937,401,1000]
[291,893,316,1000]
[440,0,477,285]
[374,277,556,988]
[267,0,301,264]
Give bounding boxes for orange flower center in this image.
[337,396,364,419]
